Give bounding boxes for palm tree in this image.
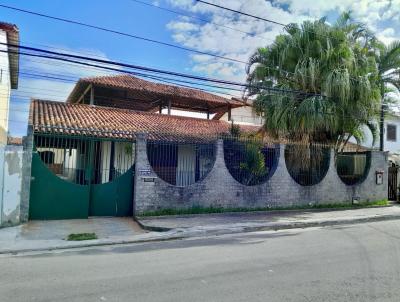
[246,13,382,152]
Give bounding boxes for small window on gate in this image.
[387,124,397,142]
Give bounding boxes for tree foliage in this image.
[245,12,397,151]
[239,140,268,186]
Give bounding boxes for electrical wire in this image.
[0,3,247,64]
[0,43,326,97]
[128,0,266,39]
[196,0,286,26]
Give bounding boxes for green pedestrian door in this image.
[89,167,134,216]
[29,136,135,220]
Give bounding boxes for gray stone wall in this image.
[134,136,388,214]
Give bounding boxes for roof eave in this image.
[4,25,19,89]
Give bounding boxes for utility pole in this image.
[380,105,384,151]
[379,82,385,152]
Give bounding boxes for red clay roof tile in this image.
[67,74,244,112]
[30,99,260,140]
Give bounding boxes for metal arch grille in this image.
[146,139,216,186]
[223,136,279,186]
[335,151,371,186]
[284,144,331,186]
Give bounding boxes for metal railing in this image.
[34,135,135,185]
[223,136,279,186]
[146,138,216,186]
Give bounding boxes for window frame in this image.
[387,123,397,142]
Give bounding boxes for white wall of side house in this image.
[351,115,400,154]
[0,30,11,146]
[219,106,264,126]
[381,116,400,153]
[0,145,23,226]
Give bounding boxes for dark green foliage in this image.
[67,233,97,241]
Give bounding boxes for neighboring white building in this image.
[216,99,264,126]
[0,21,21,227]
[353,114,400,154]
[381,114,400,154]
[0,22,19,145]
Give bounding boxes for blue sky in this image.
[2,0,193,137]
[1,0,399,137]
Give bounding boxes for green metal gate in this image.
[29,135,135,220]
[90,167,134,216]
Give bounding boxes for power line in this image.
[196,0,286,26]
[0,3,247,64]
[4,64,243,99]
[128,0,265,39]
[1,58,244,99]
[0,42,326,97]
[4,28,340,86]
[195,0,379,45]
[18,43,323,85]
[1,2,385,88]
[18,65,243,97]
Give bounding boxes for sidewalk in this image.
[1,206,400,254]
[138,205,400,235]
[0,218,177,255]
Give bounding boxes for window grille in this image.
[34,135,135,185]
[285,144,330,186]
[336,151,371,185]
[147,138,216,186]
[223,136,279,186]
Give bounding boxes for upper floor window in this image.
[387,124,397,141]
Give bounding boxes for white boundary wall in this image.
[0,145,24,226]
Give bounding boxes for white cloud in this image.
[167,21,199,31]
[377,28,398,45]
[165,0,400,85]
[165,0,308,84]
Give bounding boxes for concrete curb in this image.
[234,214,400,233]
[134,217,171,232]
[2,213,400,255]
[0,235,185,255]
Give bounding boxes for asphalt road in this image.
[2,220,400,302]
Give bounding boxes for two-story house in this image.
[0,22,19,145]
